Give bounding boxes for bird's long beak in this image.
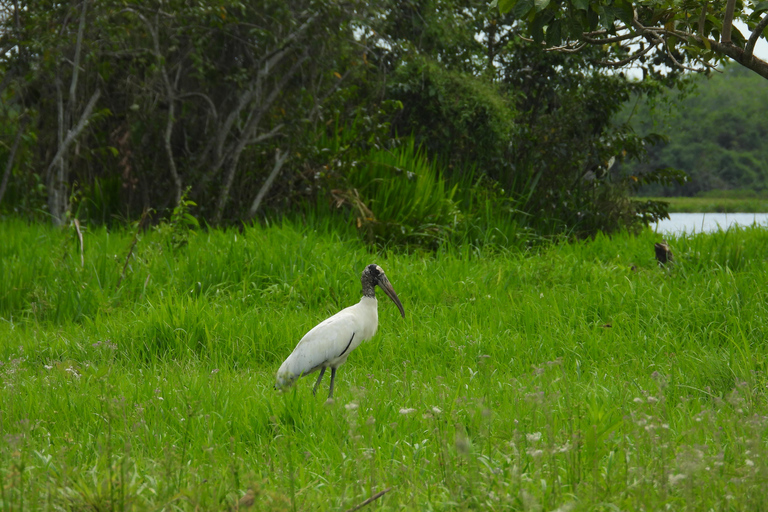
[378,275,406,318]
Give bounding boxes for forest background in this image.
[1,0,768,243]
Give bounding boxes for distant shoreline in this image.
[636,197,768,214]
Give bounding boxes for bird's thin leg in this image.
[328,367,337,399]
[313,367,326,396]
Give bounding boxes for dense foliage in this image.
[1,0,683,243]
[627,63,768,197]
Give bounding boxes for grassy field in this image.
[2,218,768,510]
[640,196,768,213]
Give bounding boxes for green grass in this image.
[639,196,768,213]
[2,218,768,510]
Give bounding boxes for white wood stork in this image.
[275,264,405,398]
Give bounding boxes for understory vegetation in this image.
[2,219,768,510]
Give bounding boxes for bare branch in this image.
[51,76,66,225]
[177,92,218,121]
[721,0,737,44]
[594,41,657,67]
[250,124,284,145]
[125,7,183,204]
[247,148,289,219]
[582,32,637,45]
[213,52,308,224]
[0,115,28,206]
[698,2,708,36]
[68,0,89,122]
[746,14,768,60]
[46,89,102,179]
[163,94,182,205]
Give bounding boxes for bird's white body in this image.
[276,296,379,389]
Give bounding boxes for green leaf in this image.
[612,0,634,23]
[755,1,768,13]
[546,19,562,46]
[572,0,589,11]
[512,0,535,19]
[667,35,678,51]
[535,0,551,12]
[497,0,517,13]
[531,11,554,43]
[566,16,586,38]
[587,8,599,30]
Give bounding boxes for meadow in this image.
[2,218,768,511]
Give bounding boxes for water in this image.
[653,212,768,235]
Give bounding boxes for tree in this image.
[496,0,768,80]
[367,0,682,235]
[0,0,368,225]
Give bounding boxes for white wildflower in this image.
[526,432,542,442]
[399,408,417,415]
[668,473,687,486]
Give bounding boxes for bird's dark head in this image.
[361,264,405,318]
[363,264,383,280]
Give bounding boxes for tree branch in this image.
[698,2,708,36]
[125,7,183,205]
[746,14,768,60]
[721,0,737,44]
[212,52,308,224]
[177,91,218,120]
[705,35,768,79]
[593,41,657,67]
[68,0,89,126]
[247,148,289,219]
[582,32,637,45]
[46,89,102,180]
[0,115,28,207]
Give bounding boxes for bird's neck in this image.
[361,280,376,298]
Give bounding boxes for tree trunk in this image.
[247,148,289,219]
[0,116,28,207]
[46,88,102,224]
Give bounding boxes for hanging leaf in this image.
[546,19,562,46]
[572,0,590,11]
[512,0,535,19]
